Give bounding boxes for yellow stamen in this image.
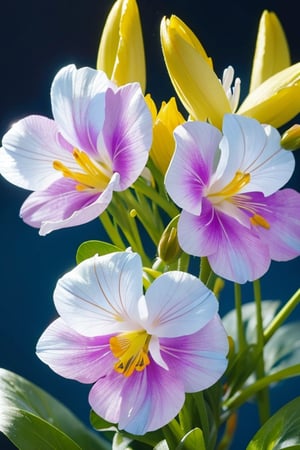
[110,330,151,377]
[53,149,111,192]
[210,171,250,199]
[250,213,270,229]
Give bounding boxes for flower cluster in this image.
[1,0,300,449]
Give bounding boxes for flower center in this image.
[53,149,112,192]
[110,330,151,377]
[209,171,250,201]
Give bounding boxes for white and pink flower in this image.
[36,251,228,435]
[165,114,300,283]
[0,65,152,235]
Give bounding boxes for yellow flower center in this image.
[53,149,111,192]
[209,171,250,200]
[110,330,151,377]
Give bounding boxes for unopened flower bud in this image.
[158,224,182,264]
[281,124,300,150]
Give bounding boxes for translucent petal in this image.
[143,270,218,337]
[53,251,143,336]
[249,10,290,92]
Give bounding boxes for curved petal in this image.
[20,174,119,235]
[117,360,185,434]
[51,64,113,157]
[238,63,300,128]
[100,83,152,190]
[160,16,231,128]
[89,369,125,426]
[215,115,295,195]
[160,314,228,392]
[178,200,270,283]
[36,318,114,383]
[53,251,143,336]
[249,11,290,92]
[0,115,72,190]
[97,0,146,91]
[165,121,222,215]
[249,189,300,261]
[143,270,218,337]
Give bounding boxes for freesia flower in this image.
[149,96,185,174]
[96,0,146,92]
[165,114,300,283]
[36,251,228,435]
[160,12,300,129]
[0,64,152,235]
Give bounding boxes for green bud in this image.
[158,223,182,264]
[281,124,300,150]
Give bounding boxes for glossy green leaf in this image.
[0,369,110,450]
[76,240,122,264]
[0,408,81,450]
[176,428,205,449]
[247,397,300,449]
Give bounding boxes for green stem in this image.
[133,177,179,218]
[199,257,211,284]
[223,364,300,411]
[234,283,247,352]
[162,419,184,450]
[192,392,210,447]
[253,279,270,424]
[264,288,300,344]
[99,210,125,249]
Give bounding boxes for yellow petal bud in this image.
[160,15,231,128]
[96,0,146,92]
[249,11,290,92]
[281,124,300,151]
[150,97,185,174]
[238,63,300,128]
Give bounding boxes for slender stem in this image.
[192,392,210,446]
[264,288,300,344]
[234,283,247,352]
[223,364,300,411]
[199,257,211,284]
[99,210,125,249]
[133,178,179,218]
[253,279,270,424]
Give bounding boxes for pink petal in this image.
[178,199,270,283]
[101,84,152,190]
[160,314,228,392]
[165,121,222,215]
[36,318,114,383]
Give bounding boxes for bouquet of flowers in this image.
[1,1,300,448]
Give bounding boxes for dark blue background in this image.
[1,1,299,448]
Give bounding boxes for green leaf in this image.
[1,408,81,450]
[0,369,110,450]
[76,240,122,264]
[176,428,205,450]
[246,397,300,449]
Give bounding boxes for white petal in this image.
[0,115,72,190]
[54,251,143,336]
[51,64,113,156]
[143,271,218,337]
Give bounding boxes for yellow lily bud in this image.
[238,63,300,128]
[249,11,290,92]
[160,15,231,129]
[96,0,146,92]
[281,124,300,150]
[150,97,185,174]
